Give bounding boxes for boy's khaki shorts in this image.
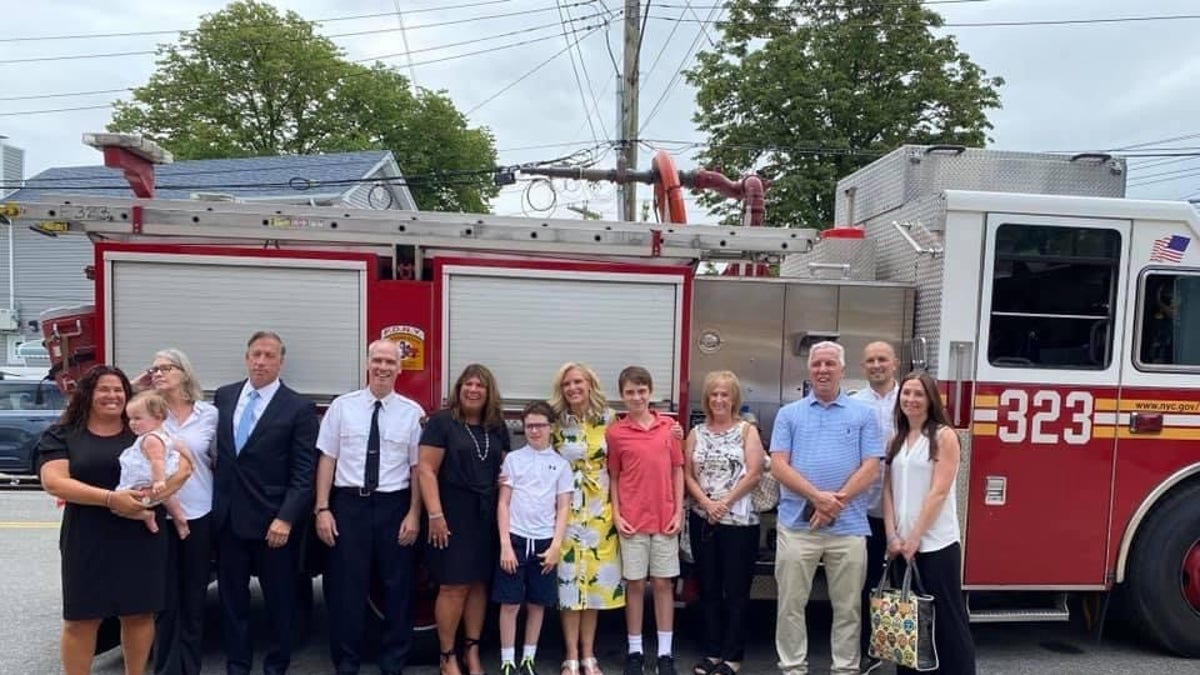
[619,533,680,580]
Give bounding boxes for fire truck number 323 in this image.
[997,389,1094,445]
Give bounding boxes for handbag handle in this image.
[900,557,930,600]
[876,555,930,600]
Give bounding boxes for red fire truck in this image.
[4,144,1198,658]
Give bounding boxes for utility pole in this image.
[618,0,641,222]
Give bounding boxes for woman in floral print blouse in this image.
[550,362,623,675]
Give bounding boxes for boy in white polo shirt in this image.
[494,400,573,675]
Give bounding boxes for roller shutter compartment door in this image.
[107,256,365,398]
[444,270,682,405]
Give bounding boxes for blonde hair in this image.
[549,362,608,423]
[128,390,169,420]
[701,370,743,422]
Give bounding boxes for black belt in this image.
[335,485,409,497]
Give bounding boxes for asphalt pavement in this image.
[1,491,1194,675]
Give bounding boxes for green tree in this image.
[685,0,1003,228]
[109,0,498,212]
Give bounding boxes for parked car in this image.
[0,377,65,476]
[14,341,51,368]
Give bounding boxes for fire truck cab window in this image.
[1138,272,1200,368]
[988,224,1121,369]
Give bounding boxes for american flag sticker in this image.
[1150,234,1190,263]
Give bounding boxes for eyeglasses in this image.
[147,365,179,374]
[524,423,552,431]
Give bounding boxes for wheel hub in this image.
[1183,539,1200,613]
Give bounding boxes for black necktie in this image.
[365,400,381,491]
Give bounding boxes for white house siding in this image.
[0,226,92,339]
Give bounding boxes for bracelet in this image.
[428,512,444,520]
[104,490,113,508]
[315,506,330,515]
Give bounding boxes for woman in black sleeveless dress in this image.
[37,365,193,675]
[419,364,510,675]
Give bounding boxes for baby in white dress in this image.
[117,391,190,538]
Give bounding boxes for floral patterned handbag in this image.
[868,558,940,671]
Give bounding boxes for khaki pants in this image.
[774,526,866,675]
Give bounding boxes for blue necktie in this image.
[234,390,259,455]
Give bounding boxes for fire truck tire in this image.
[1124,479,1200,657]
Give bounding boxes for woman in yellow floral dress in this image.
[550,363,623,675]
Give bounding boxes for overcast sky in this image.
[3,0,1200,222]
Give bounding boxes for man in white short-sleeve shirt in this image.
[313,340,424,675]
[850,340,899,673]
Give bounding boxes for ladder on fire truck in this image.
[0,197,816,263]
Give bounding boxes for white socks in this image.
[628,633,643,654]
[657,631,673,656]
[501,646,515,665]
[523,644,537,662]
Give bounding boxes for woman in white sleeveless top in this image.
[683,371,764,675]
[881,371,976,674]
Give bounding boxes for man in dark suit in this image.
[213,331,318,675]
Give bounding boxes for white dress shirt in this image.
[851,381,898,518]
[317,388,425,491]
[164,400,219,520]
[234,378,282,444]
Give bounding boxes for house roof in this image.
[6,150,413,207]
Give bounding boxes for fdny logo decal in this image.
[381,325,425,371]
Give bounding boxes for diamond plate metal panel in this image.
[865,196,948,374]
[778,237,876,280]
[837,145,1127,226]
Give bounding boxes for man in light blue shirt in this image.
[770,341,883,675]
[850,341,899,673]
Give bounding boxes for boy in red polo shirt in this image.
[607,366,684,675]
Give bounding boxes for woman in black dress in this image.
[419,364,510,675]
[37,365,193,675]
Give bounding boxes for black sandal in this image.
[463,637,487,675]
[712,663,738,675]
[440,648,458,675]
[692,658,720,675]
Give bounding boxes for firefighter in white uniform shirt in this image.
[314,340,425,675]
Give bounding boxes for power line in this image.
[0,17,612,117]
[640,3,722,130]
[645,10,1200,29]
[465,21,611,116]
[557,0,601,143]
[0,1,515,43]
[0,1,601,65]
[0,12,607,103]
[564,1,612,139]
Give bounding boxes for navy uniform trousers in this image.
[327,487,415,675]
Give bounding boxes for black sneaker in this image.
[519,656,539,675]
[656,655,677,675]
[624,652,645,675]
[860,655,883,673]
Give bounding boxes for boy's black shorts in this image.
[491,533,558,607]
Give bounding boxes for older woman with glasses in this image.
[683,371,764,675]
[135,350,218,675]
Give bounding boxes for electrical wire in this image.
[0,1,601,65]
[557,0,601,143]
[0,17,612,117]
[464,21,611,116]
[645,10,1200,29]
[563,1,612,139]
[0,1,515,43]
[640,3,723,130]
